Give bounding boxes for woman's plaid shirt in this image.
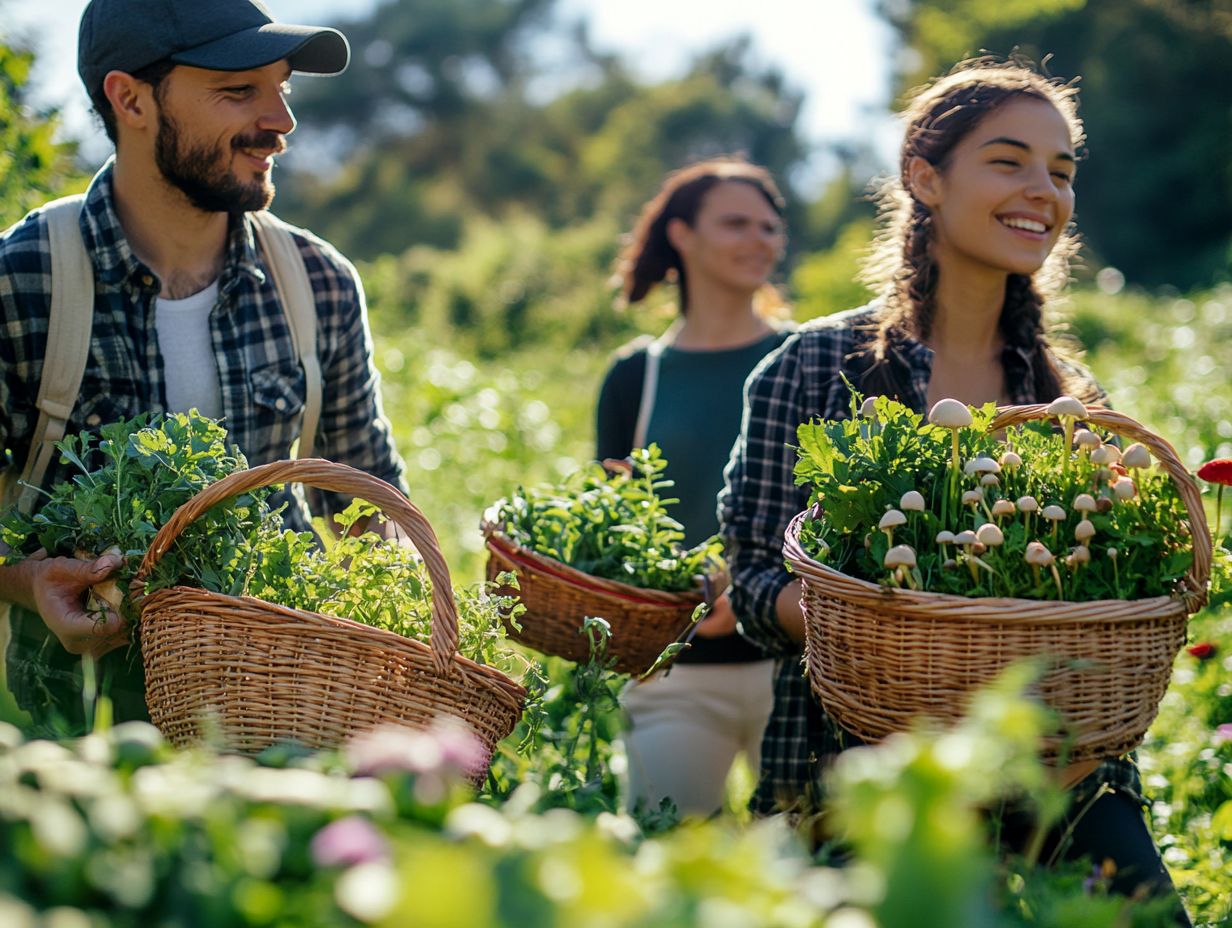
[718,304,1140,815]
[0,161,406,527]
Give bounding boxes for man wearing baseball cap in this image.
[0,0,408,732]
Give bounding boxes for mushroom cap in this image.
[884,544,917,569]
[1074,518,1096,541]
[1068,544,1091,565]
[879,509,908,530]
[1121,443,1153,469]
[1073,429,1102,450]
[1113,478,1137,500]
[1196,458,1232,485]
[999,451,1023,469]
[935,530,956,545]
[954,530,978,545]
[1016,496,1039,512]
[961,489,984,505]
[1091,445,1121,465]
[992,499,1016,517]
[980,473,1000,487]
[899,490,926,512]
[1042,504,1067,521]
[942,558,958,570]
[975,523,1004,546]
[1025,541,1055,566]
[859,396,878,417]
[970,456,1001,474]
[1072,493,1097,513]
[1045,396,1087,419]
[928,398,974,428]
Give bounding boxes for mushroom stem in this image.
[1050,563,1064,599]
[1216,485,1224,540]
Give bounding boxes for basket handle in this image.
[988,403,1211,612]
[132,458,460,676]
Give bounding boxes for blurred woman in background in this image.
[595,157,792,818]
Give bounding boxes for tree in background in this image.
[0,38,84,229]
[878,0,1232,289]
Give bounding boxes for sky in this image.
[8,0,900,185]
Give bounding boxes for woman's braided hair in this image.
[859,57,1097,402]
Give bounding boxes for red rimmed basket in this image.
[481,515,708,675]
[782,403,1212,764]
[132,459,526,779]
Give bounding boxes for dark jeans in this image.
[4,604,149,736]
[995,788,1192,927]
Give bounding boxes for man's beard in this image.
[154,111,282,214]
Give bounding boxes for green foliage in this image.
[790,217,877,319]
[793,393,1195,600]
[488,445,723,592]
[0,40,86,230]
[0,412,270,622]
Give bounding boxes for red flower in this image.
[1187,641,1217,660]
[1197,459,1232,485]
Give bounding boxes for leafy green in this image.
[487,445,722,592]
[794,393,1196,601]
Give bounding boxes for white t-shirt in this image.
[154,281,223,420]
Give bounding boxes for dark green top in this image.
[596,328,789,663]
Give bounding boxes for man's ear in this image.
[665,216,691,253]
[906,155,942,208]
[103,70,158,133]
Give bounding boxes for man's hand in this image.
[694,591,739,638]
[27,551,128,659]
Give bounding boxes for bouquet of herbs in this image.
[487,445,722,592]
[793,394,1195,602]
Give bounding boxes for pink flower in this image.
[1187,642,1217,660]
[310,816,389,868]
[1214,724,1232,745]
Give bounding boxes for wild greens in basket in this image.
[488,445,722,592]
[793,394,1194,602]
[0,412,528,678]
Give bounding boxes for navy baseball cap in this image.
[78,0,349,97]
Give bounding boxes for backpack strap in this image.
[250,211,322,461]
[11,195,94,516]
[631,319,683,451]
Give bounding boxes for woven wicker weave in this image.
[133,460,526,777]
[783,403,1212,763]
[481,519,706,675]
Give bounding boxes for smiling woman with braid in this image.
[718,58,1191,924]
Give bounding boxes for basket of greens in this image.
[782,395,1212,763]
[481,446,721,675]
[1,414,527,775]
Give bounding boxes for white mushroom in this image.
[1072,493,1097,514]
[962,488,984,507]
[1121,443,1152,470]
[1042,504,1067,542]
[1091,445,1121,466]
[1046,396,1087,476]
[879,508,907,538]
[929,398,974,471]
[899,490,926,512]
[975,522,1004,547]
[1016,496,1039,513]
[1074,519,1096,543]
[1025,541,1063,597]
[1113,478,1137,501]
[980,473,1000,488]
[999,450,1023,470]
[1073,429,1102,453]
[1067,544,1091,569]
[953,530,978,546]
[991,499,1016,519]
[860,396,878,418]
[884,544,919,589]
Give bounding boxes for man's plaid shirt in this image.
[719,303,1142,816]
[0,160,407,527]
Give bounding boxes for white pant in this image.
[621,659,775,818]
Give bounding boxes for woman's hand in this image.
[694,591,738,638]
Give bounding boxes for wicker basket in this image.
[782,403,1212,764]
[481,517,707,675]
[132,460,526,778]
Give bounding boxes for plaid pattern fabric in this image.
[718,303,1140,815]
[0,159,407,528]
